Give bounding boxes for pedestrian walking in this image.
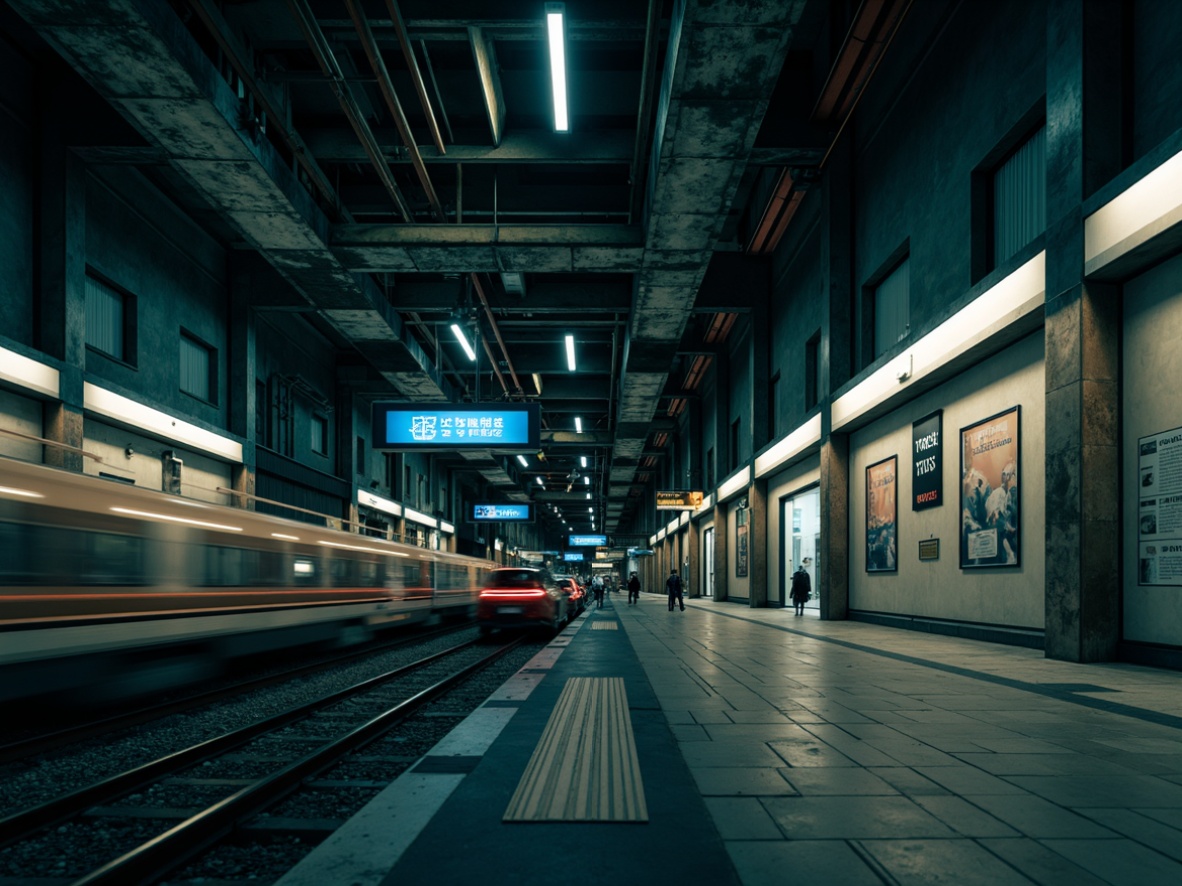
[627,571,641,605]
[592,574,605,608]
[790,563,811,615]
[666,568,684,611]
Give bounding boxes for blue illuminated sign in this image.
[471,503,534,522]
[568,534,607,547]
[372,402,540,450]
[563,552,585,561]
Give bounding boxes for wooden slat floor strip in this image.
[503,677,648,822]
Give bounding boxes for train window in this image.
[200,546,244,587]
[0,521,32,584]
[358,560,379,586]
[293,558,317,582]
[76,531,146,586]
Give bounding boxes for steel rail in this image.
[0,636,488,846]
[73,637,525,886]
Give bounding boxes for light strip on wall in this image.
[451,323,477,361]
[755,413,823,478]
[716,465,751,502]
[546,3,568,132]
[565,334,577,371]
[517,454,529,467]
[666,516,680,534]
[1085,148,1182,275]
[832,250,1045,431]
[440,521,455,533]
[656,527,667,541]
[358,490,402,517]
[0,345,59,398]
[403,506,437,528]
[85,382,243,463]
[574,416,582,433]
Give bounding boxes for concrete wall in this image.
[0,391,42,462]
[1122,252,1182,645]
[849,332,1046,628]
[82,420,231,504]
[0,36,34,347]
[1133,0,1182,158]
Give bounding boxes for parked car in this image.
[477,567,567,636]
[556,576,585,617]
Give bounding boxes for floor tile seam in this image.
[686,605,1182,734]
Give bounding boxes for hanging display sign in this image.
[912,409,943,510]
[470,503,534,522]
[656,490,704,510]
[563,552,585,561]
[568,533,607,547]
[1137,424,1182,586]
[371,402,540,450]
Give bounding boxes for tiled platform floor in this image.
[621,596,1182,886]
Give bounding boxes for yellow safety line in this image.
[503,677,648,822]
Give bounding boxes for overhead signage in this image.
[371,402,540,451]
[656,490,704,510]
[563,552,585,561]
[470,503,534,522]
[627,548,654,557]
[568,533,607,547]
[912,410,943,510]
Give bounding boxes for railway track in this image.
[0,623,472,765]
[0,633,533,884]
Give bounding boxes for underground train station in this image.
[2,1,1182,883]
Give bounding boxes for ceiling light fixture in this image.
[536,476,544,486]
[517,454,529,467]
[574,416,582,433]
[546,3,568,132]
[580,456,587,468]
[565,334,576,371]
[450,322,476,361]
[584,476,590,485]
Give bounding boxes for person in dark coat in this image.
[790,564,811,616]
[666,569,684,611]
[627,571,641,605]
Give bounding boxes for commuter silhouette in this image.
[627,571,640,604]
[666,569,684,611]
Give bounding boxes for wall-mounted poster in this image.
[912,410,943,510]
[1137,425,1182,586]
[866,456,897,572]
[736,507,749,577]
[960,406,1020,568]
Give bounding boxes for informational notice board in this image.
[1137,424,1182,586]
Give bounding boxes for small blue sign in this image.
[568,534,607,547]
[372,402,540,450]
[471,503,534,522]
[563,552,585,561]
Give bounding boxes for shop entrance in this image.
[702,526,715,597]
[780,487,820,611]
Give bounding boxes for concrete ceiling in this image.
[9,0,833,542]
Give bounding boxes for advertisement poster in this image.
[866,456,897,572]
[736,509,749,577]
[1137,425,1182,586]
[959,406,1020,568]
[912,410,943,510]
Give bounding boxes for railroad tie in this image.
[503,677,648,822]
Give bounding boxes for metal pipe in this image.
[345,0,446,222]
[286,0,413,221]
[471,273,525,398]
[383,0,446,154]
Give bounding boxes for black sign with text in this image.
[912,410,943,510]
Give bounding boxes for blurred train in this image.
[0,457,493,706]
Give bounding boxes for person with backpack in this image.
[627,571,641,605]
[666,568,684,612]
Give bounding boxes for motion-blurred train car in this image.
[0,457,491,706]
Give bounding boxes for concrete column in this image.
[713,500,729,601]
[819,433,850,619]
[1043,0,1121,661]
[749,478,768,607]
[685,518,700,598]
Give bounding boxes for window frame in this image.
[84,271,137,366]
[179,329,217,405]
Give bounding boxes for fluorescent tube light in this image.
[451,323,477,361]
[584,476,590,485]
[517,454,529,467]
[565,334,576,371]
[580,456,587,468]
[537,476,544,486]
[574,416,583,433]
[546,4,568,132]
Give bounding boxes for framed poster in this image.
[736,507,749,577]
[866,456,898,572]
[912,409,943,510]
[959,406,1020,568]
